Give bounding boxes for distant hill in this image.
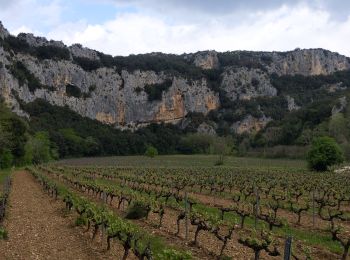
[1,20,350,159]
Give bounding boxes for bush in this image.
[9,61,43,92]
[307,137,344,171]
[125,202,149,219]
[0,227,8,240]
[144,80,173,101]
[144,146,158,158]
[66,84,82,98]
[73,56,101,71]
[156,249,192,260]
[0,149,13,169]
[24,132,53,164]
[75,215,87,226]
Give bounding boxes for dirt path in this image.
[0,170,122,260]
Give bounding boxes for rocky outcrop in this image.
[332,96,347,115]
[0,21,9,40]
[193,51,219,70]
[69,44,100,60]
[197,122,216,135]
[324,82,347,93]
[17,33,66,48]
[267,49,350,76]
[221,67,277,101]
[0,50,219,128]
[286,95,300,111]
[0,22,350,133]
[231,115,272,134]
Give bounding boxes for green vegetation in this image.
[65,84,82,98]
[0,226,8,240]
[58,155,307,170]
[144,79,173,101]
[125,202,150,219]
[7,61,45,93]
[24,132,58,164]
[3,32,350,162]
[29,167,192,259]
[144,145,158,158]
[2,35,70,61]
[0,99,54,169]
[22,99,185,158]
[0,99,28,168]
[73,56,101,71]
[307,137,344,171]
[37,161,350,259]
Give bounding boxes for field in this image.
[1,155,350,260]
[58,155,307,169]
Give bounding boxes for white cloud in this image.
[0,0,63,34]
[42,4,350,57]
[1,1,350,57]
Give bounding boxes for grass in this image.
[57,155,307,170]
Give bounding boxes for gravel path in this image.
[0,170,115,260]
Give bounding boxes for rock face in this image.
[231,115,272,134]
[332,96,347,115]
[286,95,300,111]
[193,51,219,70]
[0,50,219,128]
[17,33,66,48]
[69,44,100,60]
[0,22,350,133]
[267,49,350,76]
[197,122,217,135]
[221,67,277,101]
[0,21,9,40]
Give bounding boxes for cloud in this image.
[43,4,350,57]
[109,0,350,20]
[1,0,350,57]
[0,0,63,34]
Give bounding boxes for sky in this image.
[0,0,349,56]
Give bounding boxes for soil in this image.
[0,171,126,260]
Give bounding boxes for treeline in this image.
[22,99,181,157]
[1,35,70,61]
[0,99,57,169]
[11,99,234,162]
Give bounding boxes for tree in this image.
[307,136,344,171]
[0,149,13,169]
[329,113,348,144]
[24,132,52,164]
[210,136,234,166]
[144,146,158,158]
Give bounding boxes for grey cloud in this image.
[111,0,350,20]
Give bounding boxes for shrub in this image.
[75,215,87,226]
[144,79,173,101]
[156,249,192,260]
[0,227,8,240]
[307,136,344,171]
[73,56,101,71]
[35,45,70,60]
[144,146,158,158]
[0,149,13,169]
[66,84,82,98]
[125,202,149,219]
[9,61,43,92]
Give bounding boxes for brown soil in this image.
[0,171,127,260]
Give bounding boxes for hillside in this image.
[1,21,350,159]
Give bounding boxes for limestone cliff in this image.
[0,22,349,133]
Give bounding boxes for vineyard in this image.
[16,159,350,260]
